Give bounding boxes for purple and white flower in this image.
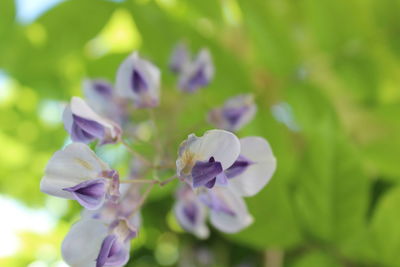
[83,182,142,227]
[226,137,276,197]
[178,49,214,93]
[62,218,137,267]
[40,143,120,210]
[83,79,123,123]
[174,185,209,239]
[116,52,161,108]
[176,129,240,189]
[201,187,253,233]
[208,94,257,132]
[63,96,122,144]
[169,42,189,74]
[174,185,253,236]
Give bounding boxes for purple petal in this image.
[205,178,216,189]
[63,178,106,210]
[70,115,105,143]
[222,106,249,128]
[131,69,148,93]
[225,155,253,179]
[199,191,235,216]
[96,235,115,267]
[186,66,208,92]
[71,122,96,143]
[192,157,223,188]
[93,81,113,98]
[183,202,198,225]
[96,235,129,267]
[169,43,189,74]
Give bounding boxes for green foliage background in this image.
[1,0,400,266]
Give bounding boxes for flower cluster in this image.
[40,43,276,267]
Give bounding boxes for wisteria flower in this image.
[200,187,253,233]
[83,79,123,123]
[178,49,214,93]
[174,185,209,239]
[176,129,240,189]
[62,218,137,267]
[116,52,161,108]
[226,137,276,197]
[208,94,257,132]
[63,96,122,144]
[40,143,120,210]
[169,42,189,74]
[174,185,253,236]
[83,182,142,227]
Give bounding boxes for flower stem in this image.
[120,179,158,184]
[159,174,178,186]
[129,183,155,218]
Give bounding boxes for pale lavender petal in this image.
[222,106,249,128]
[40,143,110,200]
[228,137,276,197]
[192,157,223,188]
[66,97,121,144]
[96,235,129,267]
[104,241,129,266]
[215,172,228,186]
[185,66,208,92]
[208,94,257,132]
[169,43,189,73]
[183,202,198,225]
[62,219,108,267]
[225,155,253,179]
[96,235,116,267]
[83,79,123,123]
[63,178,106,210]
[199,191,235,216]
[174,187,209,239]
[91,80,113,98]
[116,52,160,109]
[209,188,253,233]
[178,49,214,93]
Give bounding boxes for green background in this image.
[1,0,400,266]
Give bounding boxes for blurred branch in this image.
[264,249,283,267]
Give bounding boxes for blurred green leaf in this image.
[289,250,341,267]
[370,186,400,266]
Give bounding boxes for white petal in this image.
[40,143,110,199]
[209,188,253,233]
[62,219,108,267]
[176,129,241,177]
[70,97,107,125]
[174,198,209,239]
[116,52,160,105]
[62,105,73,133]
[228,137,276,197]
[82,79,117,119]
[178,49,214,92]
